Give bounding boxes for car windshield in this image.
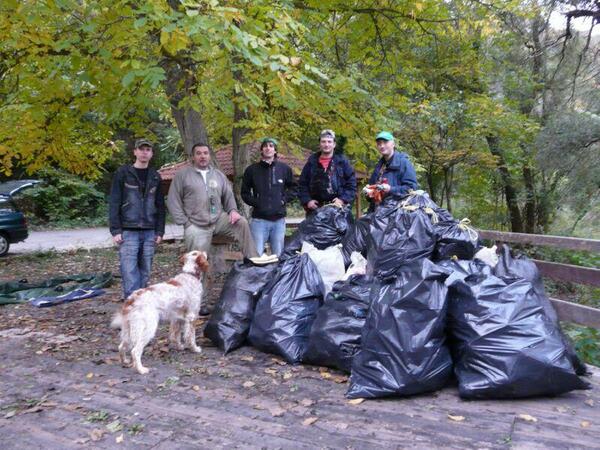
[0,197,15,213]
[0,180,41,197]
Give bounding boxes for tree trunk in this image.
[523,165,536,233]
[486,135,523,232]
[231,56,252,218]
[162,59,211,160]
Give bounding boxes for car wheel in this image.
[0,233,9,256]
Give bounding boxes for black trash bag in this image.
[340,217,370,268]
[280,231,304,261]
[445,260,590,399]
[248,253,325,363]
[300,205,351,249]
[366,208,436,280]
[203,260,279,354]
[304,274,372,372]
[433,219,480,261]
[346,259,453,398]
[280,205,351,260]
[398,190,454,223]
[493,244,588,376]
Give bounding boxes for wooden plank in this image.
[479,230,600,253]
[551,297,600,329]
[534,260,600,287]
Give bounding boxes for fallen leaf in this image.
[302,417,318,426]
[4,410,16,419]
[332,375,348,384]
[264,368,278,375]
[269,407,286,417]
[253,404,265,410]
[86,372,94,379]
[584,399,594,407]
[555,406,568,413]
[348,398,365,405]
[518,414,538,423]
[106,379,120,387]
[283,372,293,380]
[64,404,84,412]
[581,421,591,428]
[447,415,465,422]
[23,406,44,414]
[159,346,169,353]
[106,420,123,433]
[115,433,124,443]
[192,385,201,392]
[240,355,254,362]
[243,381,256,388]
[299,399,315,407]
[271,358,287,366]
[336,422,349,430]
[90,428,105,441]
[320,371,332,380]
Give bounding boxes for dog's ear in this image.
[195,252,209,273]
[179,254,185,266]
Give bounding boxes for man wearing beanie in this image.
[241,138,297,256]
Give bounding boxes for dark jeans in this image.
[118,229,156,298]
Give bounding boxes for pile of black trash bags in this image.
[204,194,590,400]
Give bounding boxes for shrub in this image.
[19,168,108,228]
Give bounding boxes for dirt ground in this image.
[1,245,599,449]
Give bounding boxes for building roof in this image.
[158,141,367,181]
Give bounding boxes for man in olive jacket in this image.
[167,143,258,258]
[109,138,166,299]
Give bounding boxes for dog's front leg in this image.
[182,320,202,353]
[169,319,185,350]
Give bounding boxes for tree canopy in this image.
[1,0,598,234]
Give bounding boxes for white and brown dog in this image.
[111,250,209,374]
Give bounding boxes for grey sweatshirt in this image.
[167,166,238,227]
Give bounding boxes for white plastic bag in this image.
[474,245,498,268]
[343,252,368,280]
[301,242,346,296]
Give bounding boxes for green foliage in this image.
[563,323,600,367]
[19,168,108,228]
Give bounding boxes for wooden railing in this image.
[479,230,600,330]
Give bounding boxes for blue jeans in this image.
[118,229,156,298]
[249,218,286,256]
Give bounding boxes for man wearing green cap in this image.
[365,131,418,209]
[241,138,297,256]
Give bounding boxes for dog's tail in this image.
[110,311,124,329]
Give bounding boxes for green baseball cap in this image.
[134,138,153,149]
[375,131,394,141]
[261,137,278,146]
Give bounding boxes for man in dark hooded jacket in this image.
[365,131,418,210]
[241,138,297,256]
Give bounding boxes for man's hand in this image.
[229,210,242,224]
[306,199,319,210]
[155,235,163,244]
[332,198,345,208]
[112,234,123,245]
[379,183,391,193]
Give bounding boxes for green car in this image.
[0,180,40,256]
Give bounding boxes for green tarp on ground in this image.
[0,272,113,305]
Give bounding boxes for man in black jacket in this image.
[109,139,166,299]
[241,138,297,256]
